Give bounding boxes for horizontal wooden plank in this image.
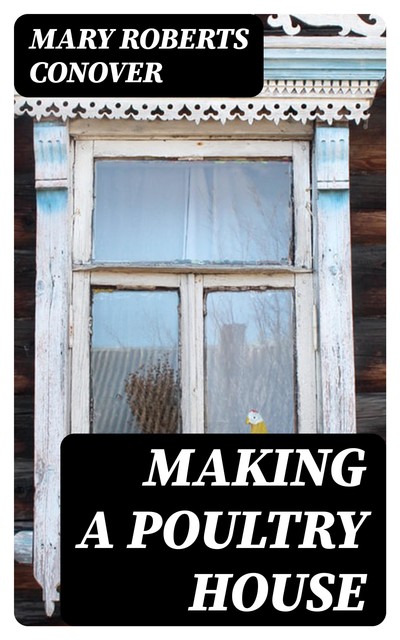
[15,458,33,521]
[15,394,34,458]
[14,394,34,415]
[15,292,35,319]
[351,245,386,316]
[349,146,385,174]
[14,201,36,250]
[350,174,386,211]
[356,392,386,438]
[15,368,34,395]
[351,210,386,244]
[14,251,36,318]
[354,320,385,391]
[15,435,34,458]
[354,317,385,392]
[70,116,313,139]
[354,317,385,357]
[15,328,34,393]
[14,561,38,590]
[355,359,386,392]
[15,317,35,345]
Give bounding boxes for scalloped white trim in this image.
[267,14,386,37]
[14,80,379,125]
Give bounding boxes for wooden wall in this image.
[14,89,386,623]
[350,82,386,440]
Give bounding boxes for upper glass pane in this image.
[205,290,295,434]
[91,290,180,434]
[93,160,293,264]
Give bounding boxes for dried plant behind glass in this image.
[125,356,180,433]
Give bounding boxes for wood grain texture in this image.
[350,174,386,211]
[313,125,356,434]
[355,392,386,438]
[354,317,386,392]
[351,210,385,244]
[33,123,70,616]
[351,245,386,317]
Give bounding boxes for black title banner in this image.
[14,14,264,97]
[60,433,385,626]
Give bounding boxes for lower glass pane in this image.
[91,290,180,434]
[205,290,295,434]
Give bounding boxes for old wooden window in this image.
[71,139,316,436]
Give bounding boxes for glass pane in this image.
[91,290,180,434]
[205,290,295,434]
[94,160,293,264]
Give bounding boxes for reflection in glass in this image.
[94,160,293,264]
[205,290,295,434]
[91,290,180,434]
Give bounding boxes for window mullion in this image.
[293,141,312,269]
[180,274,204,433]
[294,272,317,433]
[70,271,91,433]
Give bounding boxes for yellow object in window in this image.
[246,409,268,434]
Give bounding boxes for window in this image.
[71,139,316,436]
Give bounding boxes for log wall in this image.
[350,82,386,440]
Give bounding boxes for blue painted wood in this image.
[33,121,68,182]
[315,126,349,190]
[313,124,356,434]
[36,189,68,215]
[264,48,386,80]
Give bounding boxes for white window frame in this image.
[32,118,357,616]
[70,138,316,436]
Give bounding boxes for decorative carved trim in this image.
[266,14,386,37]
[14,80,379,125]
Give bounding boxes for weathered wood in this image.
[15,418,34,458]
[313,124,356,433]
[351,210,385,244]
[15,458,34,521]
[70,272,90,434]
[352,245,386,316]
[180,274,204,433]
[33,121,70,616]
[70,116,313,140]
[94,138,294,158]
[354,317,385,354]
[293,141,312,269]
[350,174,386,211]
[14,254,35,305]
[15,318,35,397]
[76,262,311,275]
[295,273,317,433]
[349,146,386,174]
[72,140,93,263]
[15,563,42,591]
[14,192,36,249]
[354,315,385,392]
[355,392,386,437]
[14,364,34,395]
[15,393,34,460]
